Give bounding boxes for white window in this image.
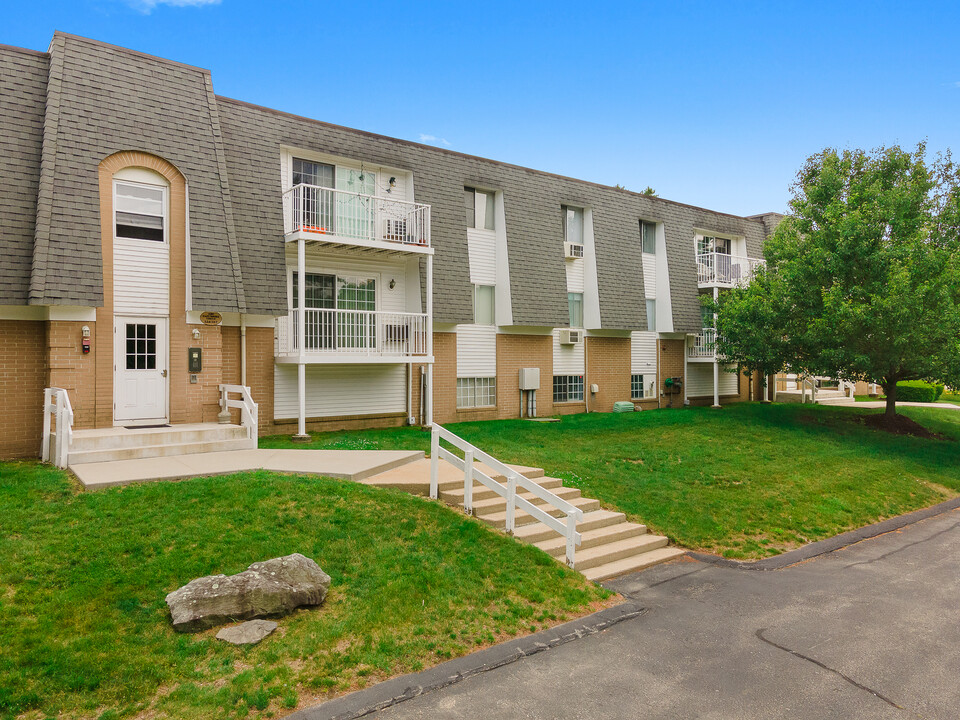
[465,187,496,230]
[553,375,584,403]
[457,377,496,408]
[641,220,657,254]
[115,181,165,242]
[563,206,583,245]
[568,292,583,328]
[646,299,656,332]
[631,374,645,400]
[474,284,496,325]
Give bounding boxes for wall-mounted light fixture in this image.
[192,328,201,340]
[389,278,396,290]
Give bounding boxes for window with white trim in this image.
[641,220,656,254]
[631,374,646,400]
[563,206,583,245]
[568,292,583,328]
[465,187,496,230]
[115,181,165,242]
[457,377,496,408]
[474,284,496,325]
[553,375,584,403]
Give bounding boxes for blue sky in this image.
[6,0,959,216]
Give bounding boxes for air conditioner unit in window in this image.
[564,241,584,259]
[559,328,583,345]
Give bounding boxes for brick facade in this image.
[585,336,631,412]
[0,320,48,457]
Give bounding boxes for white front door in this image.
[114,316,168,424]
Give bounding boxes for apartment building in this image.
[0,33,780,459]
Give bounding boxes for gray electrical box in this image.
[519,367,540,390]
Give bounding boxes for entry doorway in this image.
[114,316,168,424]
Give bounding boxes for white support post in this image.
[41,388,52,462]
[712,287,720,408]
[565,515,577,568]
[296,237,307,439]
[425,254,434,427]
[505,472,517,534]
[463,448,474,514]
[53,392,64,468]
[683,337,689,405]
[429,426,440,499]
[763,375,769,402]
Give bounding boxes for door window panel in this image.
[125,323,157,370]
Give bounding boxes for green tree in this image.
[716,143,960,422]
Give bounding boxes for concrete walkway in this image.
[853,401,960,410]
[311,505,960,720]
[71,449,423,490]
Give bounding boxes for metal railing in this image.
[219,384,259,445]
[688,328,718,359]
[283,183,431,247]
[277,308,428,358]
[41,387,74,468]
[429,424,583,568]
[697,252,764,286]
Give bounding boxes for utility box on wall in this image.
[188,347,202,373]
[519,367,540,390]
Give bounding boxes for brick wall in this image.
[586,336,631,412]
[659,338,686,409]
[47,320,98,428]
[0,320,48,458]
[497,333,554,419]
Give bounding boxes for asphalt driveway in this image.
[366,507,960,719]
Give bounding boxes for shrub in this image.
[896,381,937,403]
[934,384,945,401]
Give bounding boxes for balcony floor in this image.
[275,353,434,365]
[285,230,433,256]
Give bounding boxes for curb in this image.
[288,600,644,720]
[688,495,960,571]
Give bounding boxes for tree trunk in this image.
[884,380,898,420]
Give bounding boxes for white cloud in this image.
[124,0,221,14]
[419,133,451,147]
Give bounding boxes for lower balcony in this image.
[688,329,719,361]
[276,308,431,364]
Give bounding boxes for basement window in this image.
[115,181,165,242]
[553,375,584,403]
[457,377,496,408]
[631,374,646,400]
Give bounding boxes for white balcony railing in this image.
[282,183,431,248]
[277,308,429,359]
[697,252,764,286]
[688,328,717,359]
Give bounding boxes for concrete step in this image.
[572,534,670,571]
[534,521,648,557]
[69,423,247,452]
[513,509,628,544]
[470,485,583,516]
[68,437,253,464]
[440,475,563,504]
[583,547,688,582]
[479,495,602,529]
[816,396,856,406]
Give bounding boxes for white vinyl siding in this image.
[630,331,657,375]
[642,254,656,300]
[467,228,497,285]
[114,237,169,315]
[686,363,740,397]
[457,325,497,377]
[565,255,585,293]
[552,329,585,374]
[273,364,406,418]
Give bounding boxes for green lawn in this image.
[0,465,609,720]
[263,403,960,559]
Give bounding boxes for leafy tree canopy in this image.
[715,143,960,419]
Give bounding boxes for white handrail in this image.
[430,424,583,568]
[696,252,764,286]
[42,387,74,468]
[219,384,259,444]
[277,308,429,357]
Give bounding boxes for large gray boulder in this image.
[166,553,331,632]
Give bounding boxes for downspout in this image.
[584,335,589,413]
[657,336,662,409]
[240,313,246,387]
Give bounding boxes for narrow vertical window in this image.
[641,220,657,254]
[563,206,583,245]
[568,292,583,328]
[646,299,657,332]
[474,284,496,325]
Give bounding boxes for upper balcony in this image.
[282,184,432,254]
[697,252,764,288]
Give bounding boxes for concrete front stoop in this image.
[776,389,856,406]
[362,459,685,582]
[68,423,253,465]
